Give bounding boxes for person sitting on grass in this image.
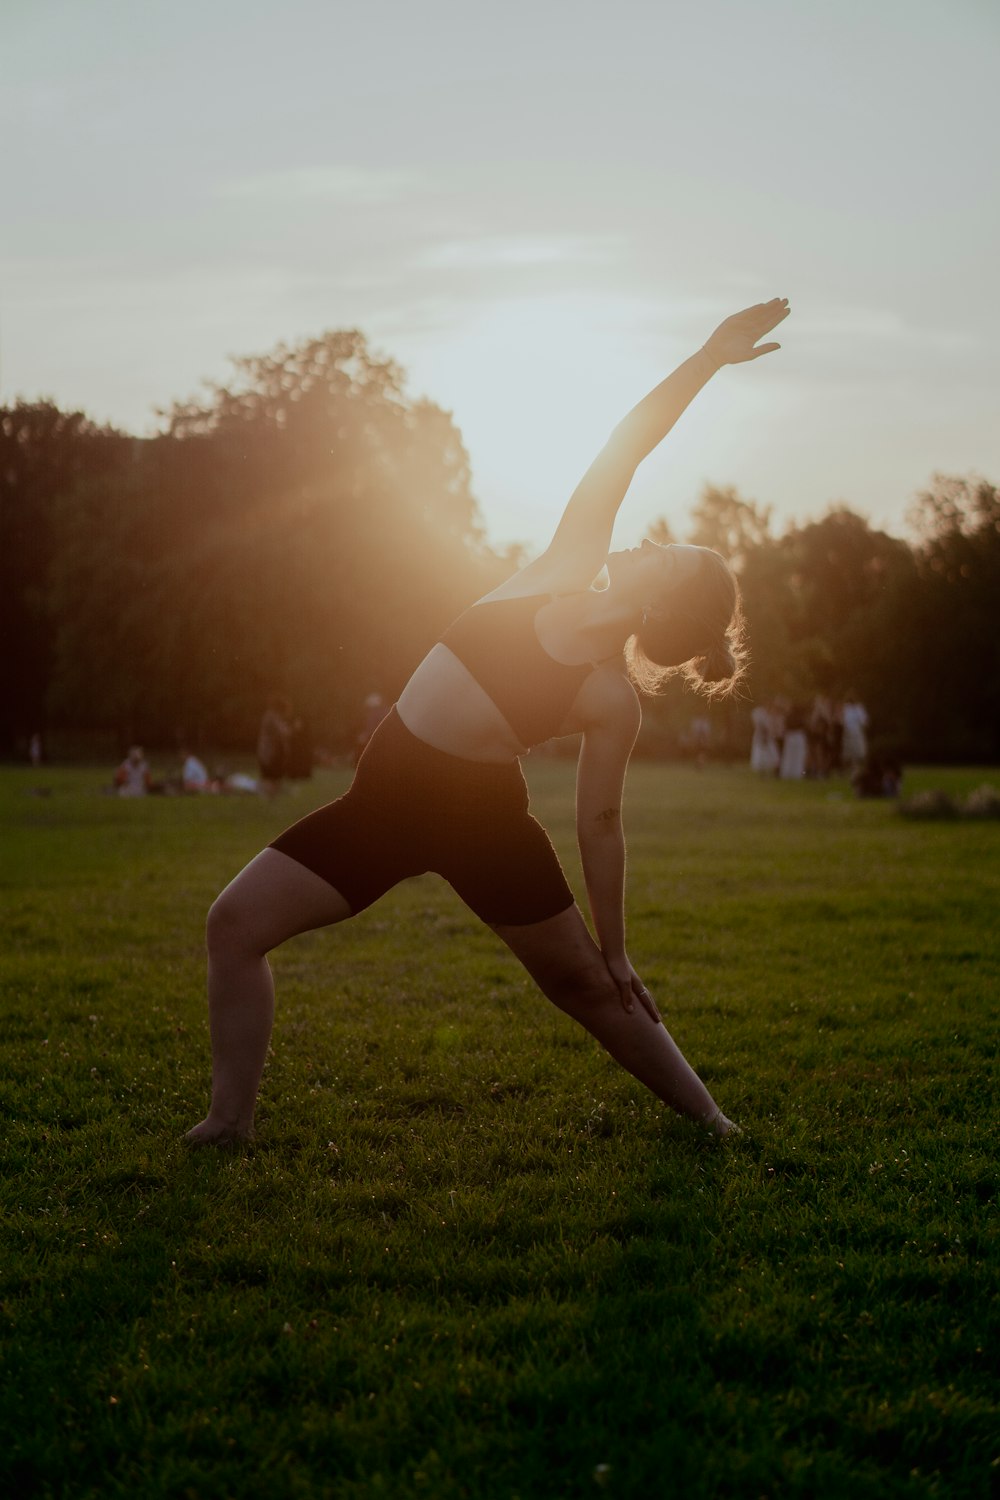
[181,750,212,794]
[114,745,152,798]
[186,296,791,1147]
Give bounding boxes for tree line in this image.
[2,329,996,764]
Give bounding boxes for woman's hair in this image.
[625,547,748,699]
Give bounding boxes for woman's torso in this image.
[396,589,621,763]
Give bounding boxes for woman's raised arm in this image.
[537,297,789,589]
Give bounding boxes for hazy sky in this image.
[4,0,998,551]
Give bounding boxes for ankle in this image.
[702,1106,739,1137]
[207,1102,254,1134]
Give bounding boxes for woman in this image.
[186,297,790,1146]
[779,702,809,780]
[840,692,869,771]
[256,694,292,796]
[750,700,780,775]
[115,745,152,798]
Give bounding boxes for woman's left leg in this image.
[186,849,353,1145]
[492,904,737,1134]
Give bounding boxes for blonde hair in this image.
[625,547,748,699]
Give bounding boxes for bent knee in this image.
[206,890,258,955]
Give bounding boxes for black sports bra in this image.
[439,594,593,748]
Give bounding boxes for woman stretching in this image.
[186,296,790,1146]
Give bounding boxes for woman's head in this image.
[624,543,747,698]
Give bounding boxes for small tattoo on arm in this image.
[595,807,619,823]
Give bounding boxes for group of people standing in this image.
[750,693,869,780]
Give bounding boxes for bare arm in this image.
[575,679,660,1020]
[536,298,790,591]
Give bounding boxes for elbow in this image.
[578,822,624,856]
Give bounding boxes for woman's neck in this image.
[573,590,640,659]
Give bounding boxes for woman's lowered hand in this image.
[605,953,662,1024]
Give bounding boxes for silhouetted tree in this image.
[8,341,998,764]
[46,331,506,750]
[772,507,912,698]
[686,483,773,572]
[900,474,1000,759]
[0,403,130,752]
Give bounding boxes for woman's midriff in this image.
[395,645,527,763]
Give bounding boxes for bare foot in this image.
[703,1107,741,1139]
[184,1116,254,1147]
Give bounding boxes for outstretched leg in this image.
[492,904,738,1135]
[186,849,352,1144]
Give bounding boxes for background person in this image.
[186,297,790,1148]
[750,700,780,774]
[285,713,314,780]
[779,703,808,779]
[807,693,833,778]
[181,750,211,793]
[841,693,869,771]
[257,695,292,796]
[830,698,845,773]
[114,745,151,797]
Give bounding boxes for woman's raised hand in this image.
[702,297,790,368]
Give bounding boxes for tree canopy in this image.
[10,331,509,754]
[2,329,997,763]
[646,475,999,762]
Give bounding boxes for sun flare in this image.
[397,292,683,549]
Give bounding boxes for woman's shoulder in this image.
[477,549,602,606]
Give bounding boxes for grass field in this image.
[1,760,997,1499]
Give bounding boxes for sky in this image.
[4,0,998,553]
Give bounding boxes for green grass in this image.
[1,761,997,1499]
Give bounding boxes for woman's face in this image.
[608,540,705,604]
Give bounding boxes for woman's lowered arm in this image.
[574,687,657,1018]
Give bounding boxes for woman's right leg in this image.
[492,905,739,1135]
[185,849,352,1144]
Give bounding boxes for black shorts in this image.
[269,707,574,926]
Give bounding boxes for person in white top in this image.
[114,746,151,797]
[841,694,869,770]
[182,753,211,793]
[750,701,779,773]
[779,704,808,779]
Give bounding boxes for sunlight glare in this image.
[400,292,676,550]
[392,288,800,554]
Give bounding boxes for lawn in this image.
[1,760,997,1499]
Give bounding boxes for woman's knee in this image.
[205,850,352,959]
[206,889,258,957]
[545,955,619,1016]
[494,906,618,1014]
